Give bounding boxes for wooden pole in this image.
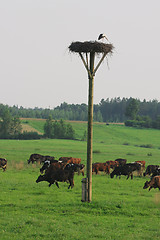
[78,50,109,202]
[79,53,92,79]
[87,52,95,202]
[94,52,107,75]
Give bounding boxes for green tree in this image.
[0,109,12,138]
[44,117,75,139]
[10,116,22,136]
[65,124,75,139]
[0,110,22,138]
[44,115,54,138]
[125,98,139,120]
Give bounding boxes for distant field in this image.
[0,120,160,239]
[21,123,43,135]
[21,118,45,134]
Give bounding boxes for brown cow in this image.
[106,160,119,169]
[59,157,72,163]
[28,154,55,164]
[115,158,127,166]
[135,161,146,176]
[0,158,7,171]
[92,162,110,175]
[36,163,75,189]
[40,161,65,174]
[143,176,160,191]
[143,165,159,176]
[59,157,81,164]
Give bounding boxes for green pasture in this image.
[0,122,160,239]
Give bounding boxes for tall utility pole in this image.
[87,52,95,202]
[69,41,113,202]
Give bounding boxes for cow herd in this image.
[0,154,160,191]
[28,154,85,189]
[92,159,160,191]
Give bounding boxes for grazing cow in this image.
[135,161,145,173]
[143,176,160,191]
[0,158,7,171]
[36,163,75,189]
[106,160,119,169]
[151,168,160,179]
[65,163,85,176]
[132,161,146,176]
[28,154,55,164]
[115,158,127,166]
[92,162,110,175]
[69,157,81,164]
[77,164,85,176]
[110,162,141,179]
[28,154,45,164]
[143,165,159,176]
[59,157,81,165]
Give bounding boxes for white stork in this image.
[98,33,109,42]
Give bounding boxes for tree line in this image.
[1,97,160,139]
[1,97,160,122]
[124,98,160,129]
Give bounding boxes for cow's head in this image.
[110,172,114,178]
[40,160,51,173]
[36,175,45,183]
[79,164,85,170]
[143,181,149,189]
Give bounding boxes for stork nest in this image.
[69,41,114,54]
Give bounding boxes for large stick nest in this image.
[69,41,114,54]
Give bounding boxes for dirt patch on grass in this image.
[21,124,42,135]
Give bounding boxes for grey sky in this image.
[0,0,160,108]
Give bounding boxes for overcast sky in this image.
[0,0,160,108]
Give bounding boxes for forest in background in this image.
[1,97,160,123]
[1,97,160,139]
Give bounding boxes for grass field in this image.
[0,121,160,239]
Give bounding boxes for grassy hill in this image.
[0,120,160,239]
[19,119,160,165]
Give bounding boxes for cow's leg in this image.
[3,166,6,171]
[68,181,71,189]
[55,182,59,188]
[68,178,74,189]
[149,186,152,191]
[70,179,74,189]
[49,181,57,188]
